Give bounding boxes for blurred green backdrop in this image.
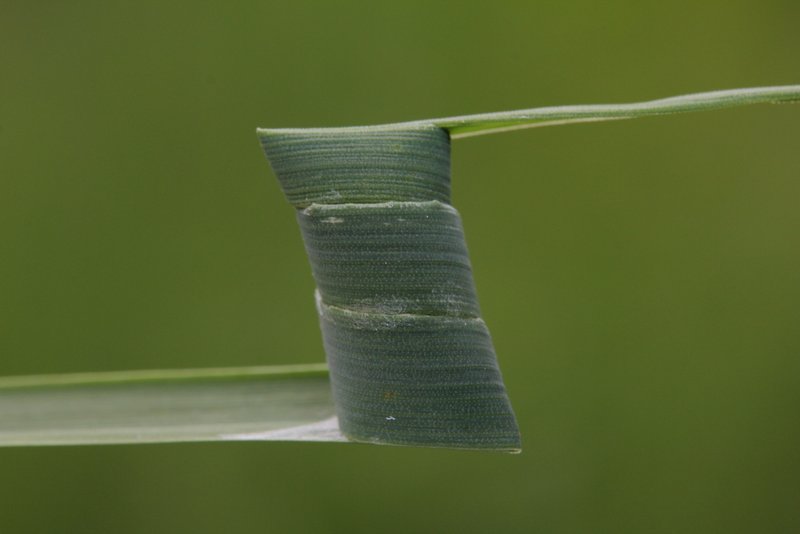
[1,1,798,532]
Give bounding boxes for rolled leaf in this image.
[259,126,521,451]
[2,84,797,449]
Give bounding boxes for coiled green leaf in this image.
[1,85,797,449]
[260,126,521,451]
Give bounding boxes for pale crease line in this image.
[449,117,630,139]
[302,199,457,215]
[219,416,347,442]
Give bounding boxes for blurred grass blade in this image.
[0,364,345,446]
[427,85,800,138]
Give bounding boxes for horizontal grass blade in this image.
[423,85,800,138]
[0,364,345,446]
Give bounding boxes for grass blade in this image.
[425,85,800,138]
[0,364,344,446]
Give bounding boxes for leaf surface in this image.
[0,364,344,446]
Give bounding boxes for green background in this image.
[1,1,798,532]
